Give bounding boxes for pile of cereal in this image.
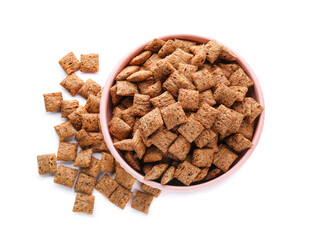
[109,38,264,186]
[38,52,160,215]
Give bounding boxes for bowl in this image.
[100,34,265,192]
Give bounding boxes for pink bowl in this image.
[100,34,265,192]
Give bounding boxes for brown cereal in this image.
[121,107,135,128]
[68,106,88,130]
[101,152,115,173]
[127,70,153,82]
[178,117,204,143]
[73,193,95,215]
[168,135,191,161]
[43,92,63,112]
[82,156,101,178]
[194,128,218,148]
[81,113,100,132]
[116,81,138,96]
[230,86,248,101]
[115,165,135,190]
[149,127,178,153]
[199,90,216,106]
[90,132,108,151]
[124,151,141,171]
[95,174,119,198]
[205,168,222,181]
[144,38,166,52]
[211,68,230,88]
[85,94,100,113]
[54,121,77,141]
[213,144,238,172]
[57,142,78,161]
[238,118,255,140]
[142,54,162,71]
[78,79,102,98]
[129,51,152,66]
[192,148,214,167]
[140,80,162,98]
[158,40,177,58]
[59,52,80,75]
[178,63,198,82]
[190,45,207,66]
[220,46,237,61]
[178,89,199,111]
[161,166,175,185]
[60,73,84,96]
[115,66,140,81]
[132,94,151,116]
[54,165,78,188]
[232,98,252,117]
[246,97,264,123]
[74,172,97,195]
[143,163,155,175]
[195,102,219,129]
[108,185,133,209]
[162,75,179,97]
[229,68,254,87]
[153,61,175,82]
[174,161,201,186]
[140,183,161,197]
[193,167,209,182]
[37,153,57,175]
[109,117,132,140]
[226,133,253,152]
[174,39,196,53]
[61,100,79,118]
[144,163,169,180]
[74,148,93,167]
[192,69,215,91]
[205,40,222,64]
[218,63,239,78]
[80,53,99,72]
[160,102,188,130]
[150,91,176,109]
[131,191,154,214]
[167,71,196,91]
[161,48,193,69]
[213,84,238,107]
[140,108,164,137]
[132,129,146,159]
[144,146,163,162]
[114,139,134,151]
[110,85,123,105]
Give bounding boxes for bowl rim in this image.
[100,34,265,192]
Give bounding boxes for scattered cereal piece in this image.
[95,174,119,198]
[124,151,141,171]
[140,108,164,137]
[161,166,175,185]
[140,183,161,197]
[115,66,140,81]
[213,84,238,107]
[238,118,255,140]
[174,161,201,186]
[192,69,215,91]
[110,85,123,105]
[205,40,222,64]
[230,86,248,102]
[150,91,176,109]
[82,156,101,178]
[193,167,209,182]
[85,94,100,113]
[178,117,204,143]
[59,52,80,75]
[115,165,135,190]
[108,185,133,209]
[144,146,163,162]
[61,100,79,118]
[132,94,151,116]
[37,153,57,175]
[205,168,222,181]
[195,103,219,129]
[192,148,214,167]
[158,40,177,58]
[174,39,196,53]
[74,148,93,167]
[144,163,169,180]
[82,113,100,132]
[78,79,102,98]
[178,89,199,111]
[116,81,138,96]
[160,102,188,130]
[149,127,178,153]
[73,193,95,215]
[57,142,78,161]
[54,121,77,141]
[131,191,154,214]
[68,106,88,130]
[213,144,238,172]
[194,128,218,149]
[101,152,115,173]
[199,90,216,106]
[60,73,84,96]
[168,135,191,161]
[54,165,78,188]
[43,92,63,112]
[109,117,132,140]
[144,38,166,52]
[129,51,152,66]
[229,68,254,87]
[80,53,99,72]
[74,172,97,195]
[226,133,253,152]
[220,46,237,61]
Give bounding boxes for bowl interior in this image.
[100,34,265,192]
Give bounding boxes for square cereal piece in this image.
[178,117,204,143]
[142,54,162,71]
[158,39,177,58]
[211,68,230,88]
[74,148,92,167]
[132,129,146,159]
[230,86,248,102]
[199,90,216,106]
[115,165,135,190]
[238,118,255,140]
[124,152,141,171]
[68,106,88,130]
[178,63,198,82]
[144,163,169,180]
[194,128,218,148]
[109,117,132,140]
[127,70,153,82]
[192,69,215,91]
[232,98,252,117]
[43,92,62,112]
[160,102,188,130]
[205,168,222,181]
[54,165,78,188]
[109,185,133,209]
[144,38,166,52]
[246,97,264,123]
[229,68,254,87]
[140,108,164,137]
[82,157,101,178]
[220,46,237,61]
[205,40,223,64]
[140,80,162,98]
[153,61,175,82]
[133,94,151,116]
[131,191,154,214]
[195,103,219,128]
[57,142,78,161]
[168,135,191,161]
[116,81,138,96]
[54,121,77,141]
[121,107,135,128]
[149,127,178,153]
[213,144,238,172]
[115,66,140,81]
[162,75,179,97]
[59,52,80,75]
[213,105,244,135]
[78,79,102,99]
[174,161,201,186]
[80,53,99,72]
[140,183,161,198]
[213,84,238,107]
[95,174,119,198]
[101,152,115,173]
[110,85,123,105]
[192,149,214,167]
[85,94,100,113]
[190,45,207,66]
[167,71,196,91]
[60,73,84,96]
[74,172,97,195]
[226,133,253,152]
[61,100,79,118]
[37,153,57,175]
[193,167,209,182]
[91,135,109,153]
[73,193,95,215]
[144,146,163,162]
[174,39,196,53]
[129,51,152,66]
[178,89,199,111]
[82,113,100,132]
[150,91,176,109]
[162,48,193,69]
[75,129,91,148]
[161,166,175,185]
[218,63,240,78]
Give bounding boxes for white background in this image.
[0,0,308,239]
